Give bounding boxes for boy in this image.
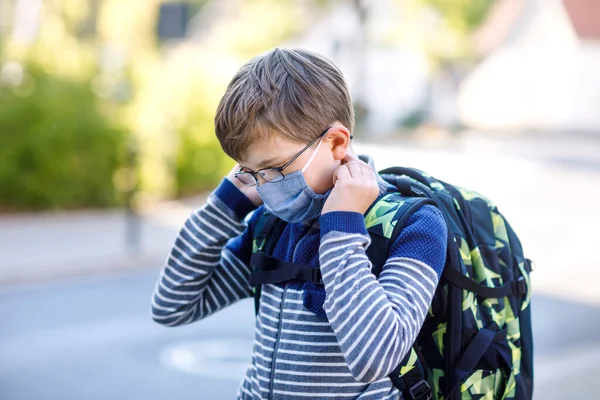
[151,48,447,399]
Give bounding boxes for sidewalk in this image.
[0,196,205,286]
[1,131,599,305]
[383,129,600,172]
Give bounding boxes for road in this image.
[0,271,253,400]
[1,269,599,400]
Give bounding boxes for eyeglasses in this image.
[235,126,345,186]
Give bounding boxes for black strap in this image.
[253,213,288,315]
[525,258,534,272]
[254,213,279,241]
[419,314,444,341]
[450,329,495,394]
[380,166,431,188]
[250,253,323,286]
[443,266,527,298]
[389,346,432,400]
[448,329,508,398]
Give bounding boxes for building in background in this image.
[458,0,600,133]
[185,0,434,136]
[289,0,431,136]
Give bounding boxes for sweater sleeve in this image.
[151,178,263,327]
[318,205,447,383]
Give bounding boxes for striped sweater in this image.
[151,155,448,399]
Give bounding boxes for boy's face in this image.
[239,123,351,194]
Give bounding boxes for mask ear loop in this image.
[301,136,325,173]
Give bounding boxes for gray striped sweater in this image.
[151,158,448,399]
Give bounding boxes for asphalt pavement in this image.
[0,271,254,400]
[1,269,599,400]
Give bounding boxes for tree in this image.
[420,0,496,36]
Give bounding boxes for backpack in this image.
[249,166,534,400]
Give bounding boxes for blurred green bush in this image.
[131,49,237,202]
[0,0,309,211]
[0,65,129,211]
[174,110,232,198]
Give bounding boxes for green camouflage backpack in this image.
[250,166,534,400]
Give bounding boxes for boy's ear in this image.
[325,124,351,161]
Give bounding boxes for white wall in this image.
[571,42,600,130]
[458,0,600,132]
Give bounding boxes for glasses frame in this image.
[235,126,334,187]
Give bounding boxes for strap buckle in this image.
[312,268,323,285]
[526,258,535,272]
[407,379,431,400]
[512,277,527,295]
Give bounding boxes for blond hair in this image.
[214,48,354,161]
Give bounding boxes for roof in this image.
[473,0,600,55]
[562,0,600,40]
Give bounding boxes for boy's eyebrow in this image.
[257,157,283,169]
[241,156,286,171]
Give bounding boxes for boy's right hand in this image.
[226,164,263,207]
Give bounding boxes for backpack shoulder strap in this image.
[253,211,282,253]
[251,211,288,315]
[365,191,436,278]
[369,172,441,400]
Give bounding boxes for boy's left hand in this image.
[321,153,379,215]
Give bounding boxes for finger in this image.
[350,159,374,178]
[342,151,359,164]
[345,161,363,177]
[333,165,351,183]
[359,162,376,178]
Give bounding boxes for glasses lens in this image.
[258,169,284,183]
[235,172,257,186]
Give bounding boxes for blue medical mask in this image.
[256,138,330,223]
